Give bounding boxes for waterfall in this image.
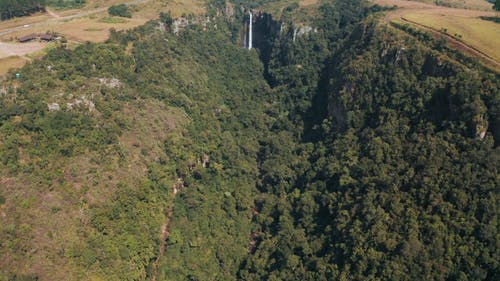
[248,11,253,50]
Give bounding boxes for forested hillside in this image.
[239,17,499,281]
[0,0,498,280]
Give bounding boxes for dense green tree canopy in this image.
[0,0,45,20]
[108,4,131,18]
[0,0,498,280]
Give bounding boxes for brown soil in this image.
[150,206,174,281]
[0,41,45,58]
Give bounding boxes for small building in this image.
[18,34,37,43]
[18,33,58,43]
[39,34,56,42]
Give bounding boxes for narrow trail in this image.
[151,180,182,281]
[45,8,60,18]
[151,206,174,281]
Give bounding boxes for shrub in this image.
[107,4,131,18]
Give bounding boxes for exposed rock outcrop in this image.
[47,103,60,112]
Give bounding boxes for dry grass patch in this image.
[300,0,319,6]
[374,0,498,13]
[374,0,499,70]
[0,41,46,57]
[0,0,200,74]
[133,0,205,18]
[414,0,495,11]
[0,42,45,57]
[85,0,142,9]
[0,56,27,75]
[2,13,146,42]
[403,12,500,61]
[0,0,205,43]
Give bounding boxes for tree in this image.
[107,4,131,18]
[160,11,173,30]
[0,0,46,20]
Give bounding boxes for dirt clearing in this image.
[0,42,46,57]
[0,56,27,75]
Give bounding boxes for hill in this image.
[375,0,500,72]
[0,0,499,280]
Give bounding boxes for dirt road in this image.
[45,8,61,19]
[150,206,174,281]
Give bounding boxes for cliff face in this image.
[248,12,280,61]
[216,6,318,78]
[325,22,499,145]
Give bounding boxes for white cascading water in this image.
[248,11,253,50]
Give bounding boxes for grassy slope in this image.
[414,0,495,10]
[403,12,500,61]
[0,56,27,75]
[375,0,500,72]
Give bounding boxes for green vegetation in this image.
[401,13,500,63]
[239,18,499,280]
[0,0,45,20]
[100,16,128,23]
[0,0,499,280]
[108,3,132,18]
[83,27,104,31]
[46,0,85,9]
[159,11,173,30]
[481,16,500,23]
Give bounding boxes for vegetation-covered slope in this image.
[239,18,499,281]
[0,16,271,279]
[0,0,499,280]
